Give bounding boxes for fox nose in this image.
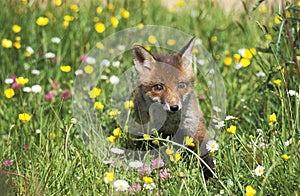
[170,105,179,112]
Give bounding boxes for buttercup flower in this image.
[227,125,237,134]
[148,35,156,44]
[254,165,264,176]
[12,24,22,33]
[88,87,101,98]
[274,15,282,24]
[282,154,291,161]
[15,77,29,86]
[245,185,256,196]
[60,65,71,72]
[113,127,121,137]
[109,109,119,117]
[110,16,119,28]
[94,101,104,110]
[185,136,195,147]
[124,100,134,110]
[113,180,130,191]
[36,16,49,26]
[273,79,281,86]
[268,113,277,125]
[106,135,116,143]
[2,38,13,48]
[224,57,233,66]
[95,22,105,33]
[170,151,181,162]
[103,172,114,183]
[19,112,31,123]
[120,8,130,19]
[4,88,15,98]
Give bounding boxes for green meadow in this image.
[0,0,299,195]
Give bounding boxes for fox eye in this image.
[153,84,163,91]
[178,82,186,89]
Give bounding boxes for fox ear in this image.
[133,45,156,73]
[178,37,196,68]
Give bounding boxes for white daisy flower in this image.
[206,140,219,152]
[75,69,84,76]
[31,69,40,75]
[128,160,143,168]
[31,85,42,93]
[113,180,130,191]
[51,37,61,44]
[225,116,238,121]
[23,87,32,93]
[26,46,34,54]
[256,71,266,77]
[110,147,124,155]
[254,165,264,176]
[110,75,120,85]
[86,56,96,64]
[112,61,120,67]
[101,59,110,67]
[284,138,293,147]
[5,78,14,84]
[45,52,55,58]
[36,129,41,134]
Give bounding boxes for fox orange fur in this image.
[132,38,214,178]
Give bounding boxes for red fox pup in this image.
[133,38,214,178]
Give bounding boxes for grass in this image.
[1,0,300,195]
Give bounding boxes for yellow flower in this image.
[107,4,115,11]
[106,135,116,143]
[265,34,272,41]
[274,15,282,24]
[152,139,159,145]
[211,36,217,42]
[137,23,144,29]
[233,53,241,63]
[113,127,122,137]
[268,113,277,125]
[109,109,119,117]
[167,39,176,46]
[70,4,79,12]
[143,134,151,140]
[249,48,256,55]
[12,25,21,33]
[4,88,15,98]
[54,0,62,6]
[96,42,104,49]
[227,125,237,134]
[120,8,130,19]
[104,172,114,183]
[88,87,101,98]
[84,65,94,74]
[2,38,13,48]
[110,16,119,28]
[245,185,256,196]
[298,1,300,7]
[165,146,174,155]
[185,136,195,147]
[240,58,251,67]
[176,0,185,7]
[49,132,57,139]
[94,101,104,110]
[18,113,31,123]
[64,15,74,22]
[142,176,153,184]
[283,154,291,161]
[273,79,281,86]
[148,35,156,44]
[144,45,151,51]
[124,100,134,110]
[286,11,291,18]
[223,57,233,66]
[95,22,105,33]
[170,151,181,162]
[259,5,267,14]
[36,16,49,26]
[15,77,29,85]
[13,41,21,49]
[60,65,71,72]
[96,6,103,14]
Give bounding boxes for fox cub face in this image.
[133,38,196,112]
